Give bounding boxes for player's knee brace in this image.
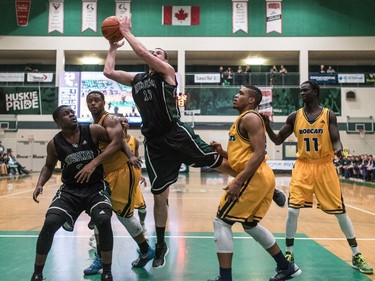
[117,215,143,237]
[243,224,275,250]
[213,217,233,253]
[37,214,65,255]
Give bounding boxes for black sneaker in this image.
[269,262,302,281]
[273,188,287,208]
[207,277,222,281]
[152,242,169,268]
[30,273,44,281]
[101,272,113,281]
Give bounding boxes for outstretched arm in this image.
[262,112,296,145]
[118,15,176,85]
[33,140,58,203]
[103,40,136,86]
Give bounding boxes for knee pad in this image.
[213,217,233,253]
[91,207,112,226]
[243,224,275,250]
[117,215,143,237]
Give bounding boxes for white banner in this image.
[27,73,54,83]
[115,0,131,18]
[232,0,248,33]
[266,0,282,34]
[338,74,365,83]
[0,73,24,82]
[48,0,64,34]
[267,160,295,171]
[259,86,273,120]
[82,0,97,32]
[194,73,221,83]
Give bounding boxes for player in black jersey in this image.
[103,15,286,269]
[30,105,120,281]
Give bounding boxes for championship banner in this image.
[0,73,24,82]
[259,87,273,121]
[115,0,131,18]
[232,0,248,34]
[15,0,31,27]
[27,73,54,83]
[82,0,97,32]
[266,0,282,34]
[48,0,64,34]
[0,87,58,115]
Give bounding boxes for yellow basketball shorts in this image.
[217,163,275,224]
[133,185,146,209]
[289,158,345,214]
[105,162,141,217]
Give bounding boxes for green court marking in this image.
[0,231,371,281]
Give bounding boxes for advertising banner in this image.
[0,87,58,115]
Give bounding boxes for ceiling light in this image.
[81,56,103,65]
[245,58,266,65]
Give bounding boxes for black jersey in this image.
[53,125,104,187]
[132,72,180,138]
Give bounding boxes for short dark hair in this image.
[52,105,70,122]
[301,80,320,96]
[244,85,263,107]
[87,90,105,101]
[155,48,168,60]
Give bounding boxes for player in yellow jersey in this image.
[119,116,149,238]
[208,85,301,281]
[84,91,155,276]
[263,80,373,275]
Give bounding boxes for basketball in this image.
[101,16,124,43]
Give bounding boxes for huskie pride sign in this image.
[0,87,58,114]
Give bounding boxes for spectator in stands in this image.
[320,64,326,73]
[219,66,225,84]
[8,151,32,175]
[0,153,7,176]
[226,67,233,85]
[357,154,369,181]
[245,65,251,73]
[0,141,5,156]
[371,154,375,182]
[270,65,278,85]
[327,66,336,74]
[236,65,245,85]
[365,155,373,181]
[353,155,363,178]
[342,155,353,179]
[279,65,288,75]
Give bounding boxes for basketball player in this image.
[30,105,115,281]
[83,91,154,276]
[262,80,373,275]
[103,14,287,269]
[119,116,149,238]
[208,86,301,281]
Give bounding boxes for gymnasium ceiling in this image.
[1,50,375,67]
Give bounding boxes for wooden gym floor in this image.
[0,171,374,281]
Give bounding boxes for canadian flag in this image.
[162,6,200,26]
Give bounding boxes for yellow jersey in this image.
[294,107,334,160]
[227,110,266,173]
[96,112,129,173]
